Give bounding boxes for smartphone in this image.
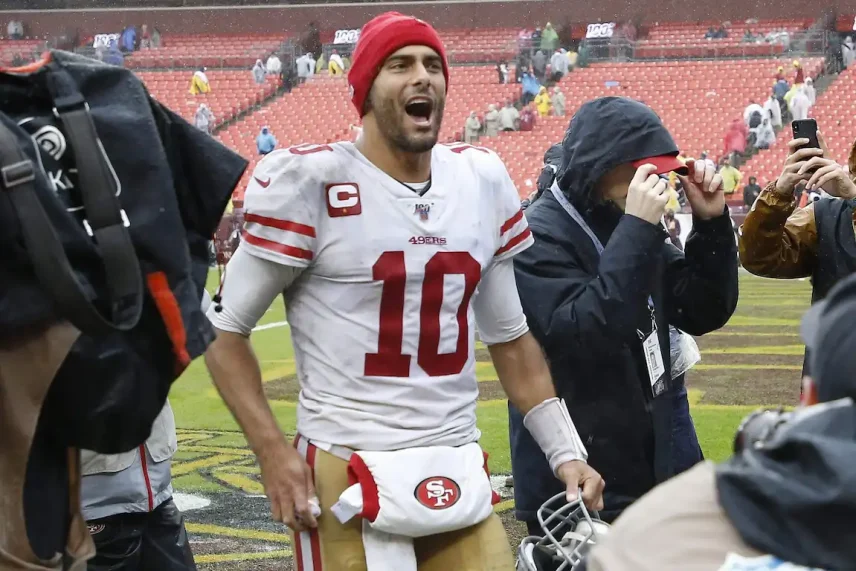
[792,119,820,150]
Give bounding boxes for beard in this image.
[368,91,445,153]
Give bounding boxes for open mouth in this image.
[405,98,434,127]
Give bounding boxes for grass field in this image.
[171,271,811,569]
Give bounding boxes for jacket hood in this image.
[544,143,563,168]
[715,399,856,569]
[556,97,680,214]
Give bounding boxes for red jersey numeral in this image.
[364,251,481,377]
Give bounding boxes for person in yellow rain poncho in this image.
[189,66,210,95]
[328,49,345,76]
[534,86,551,117]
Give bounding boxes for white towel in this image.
[331,443,497,570]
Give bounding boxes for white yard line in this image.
[253,321,289,332]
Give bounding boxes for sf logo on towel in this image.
[415,477,460,510]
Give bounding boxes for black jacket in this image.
[717,400,856,569]
[509,97,739,522]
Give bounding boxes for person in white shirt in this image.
[265,54,282,76]
[763,94,782,128]
[789,86,811,121]
[803,77,817,106]
[204,11,603,571]
[743,100,765,127]
[498,100,520,131]
[7,20,23,39]
[296,52,315,82]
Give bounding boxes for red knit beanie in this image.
[348,12,449,117]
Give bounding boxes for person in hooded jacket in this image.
[509,97,739,528]
[581,272,856,571]
[256,126,277,155]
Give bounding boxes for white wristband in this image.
[523,397,588,476]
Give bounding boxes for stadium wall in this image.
[0,0,844,37]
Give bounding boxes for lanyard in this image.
[549,181,654,311]
[550,181,605,254]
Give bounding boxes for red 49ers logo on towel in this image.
[414,477,461,510]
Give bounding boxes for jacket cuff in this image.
[620,212,671,245]
[691,206,734,235]
[758,180,797,209]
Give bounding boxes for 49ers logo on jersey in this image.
[414,477,461,510]
[326,183,362,217]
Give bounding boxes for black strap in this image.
[0,79,142,334]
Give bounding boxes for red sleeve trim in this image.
[500,209,524,236]
[347,454,381,523]
[483,451,501,505]
[495,227,532,256]
[245,212,316,238]
[243,232,314,261]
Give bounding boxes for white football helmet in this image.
[516,491,610,571]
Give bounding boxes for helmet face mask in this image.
[516,491,610,571]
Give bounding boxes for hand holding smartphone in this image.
[792,119,820,150]
[776,120,825,196]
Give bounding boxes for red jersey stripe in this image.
[244,232,313,261]
[500,209,524,236]
[496,227,532,256]
[245,213,316,238]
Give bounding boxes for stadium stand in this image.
[220,66,520,199]
[57,19,827,200]
[137,70,278,127]
[125,34,285,69]
[437,28,518,63]
[0,38,44,65]
[482,57,824,194]
[740,64,856,189]
[636,20,814,59]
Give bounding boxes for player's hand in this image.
[775,138,824,197]
[797,130,856,199]
[625,164,670,225]
[678,158,725,220]
[257,440,318,532]
[556,460,605,512]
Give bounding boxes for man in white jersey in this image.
[205,12,603,570]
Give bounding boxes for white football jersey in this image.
[241,141,533,451]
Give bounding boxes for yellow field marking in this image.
[172,454,241,477]
[725,316,801,327]
[171,452,209,463]
[493,499,514,514]
[703,345,804,356]
[187,522,291,544]
[178,428,245,436]
[260,364,296,383]
[177,432,217,444]
[196,550,292,565]
[693,364,802,371]
[706,331,799,337]
[475,397,772,411]
[211,468,264,495]
[686,389,704,406]
[215,464,258,473]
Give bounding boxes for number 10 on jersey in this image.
[364,251,481,378]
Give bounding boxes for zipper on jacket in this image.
[139,445,154,511]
